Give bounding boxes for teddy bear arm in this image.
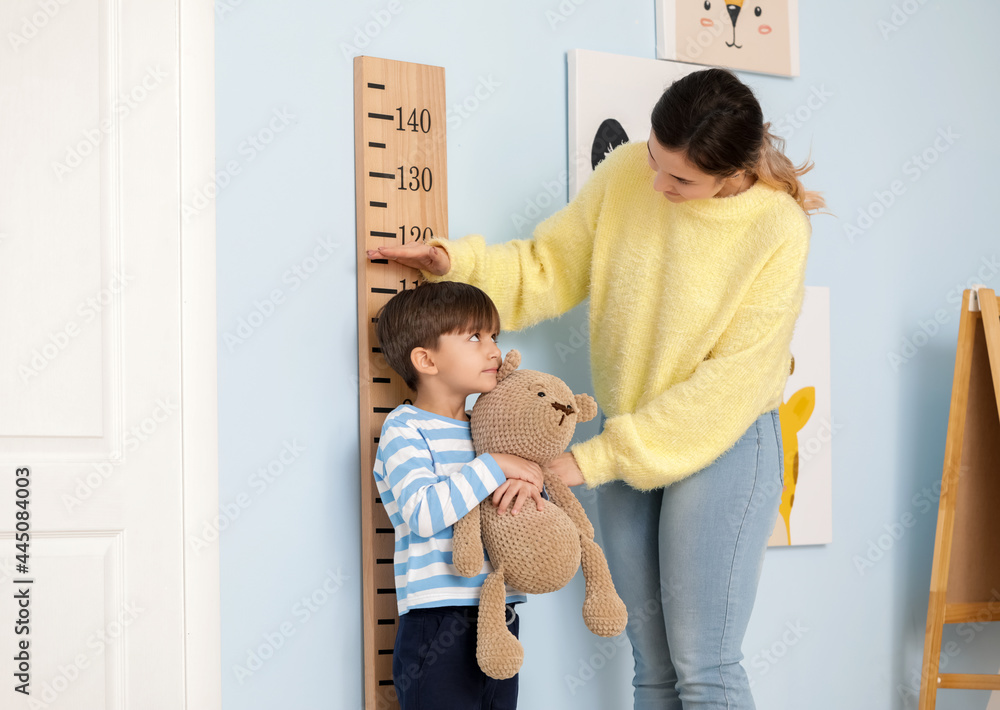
[451,503,485,578]
[542,468,594,540]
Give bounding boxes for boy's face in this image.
[420,327,502,395]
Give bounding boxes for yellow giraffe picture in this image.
[767,286,832,546]
[768,354,815,546]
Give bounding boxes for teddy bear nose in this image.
[551,401,574,415]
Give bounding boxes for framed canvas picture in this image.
[655,0,800,77]
[770,286,833,547]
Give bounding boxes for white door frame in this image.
[179,2,221,706]
[1,1,219,706]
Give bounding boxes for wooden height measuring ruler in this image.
[354,55,448,709]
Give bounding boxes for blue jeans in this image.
[595,408,784,710]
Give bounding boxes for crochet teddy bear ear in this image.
[497,349,520,382]
[573,393,598,423]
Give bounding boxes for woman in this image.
[367,67,826,709]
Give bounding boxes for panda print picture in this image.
[591,118,630,171]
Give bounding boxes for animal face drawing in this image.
[674,1,796,76]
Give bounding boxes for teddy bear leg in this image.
[541,470,627,636]
[580,537,629,637]
[476,567,523,680]
[451,503,484,578]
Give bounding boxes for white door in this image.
[0,2,219,708]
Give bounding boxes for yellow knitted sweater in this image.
[420,140,812,491]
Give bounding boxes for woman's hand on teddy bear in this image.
[491,479,546,515]
[548,451,586,487]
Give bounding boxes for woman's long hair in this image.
[650,68,829,216]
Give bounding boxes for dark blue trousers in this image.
[392,603,519,709]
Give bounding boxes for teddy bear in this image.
[451,349,629,680]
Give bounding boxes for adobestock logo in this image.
[7,0,72,52]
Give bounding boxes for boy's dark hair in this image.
[375,281,501,393]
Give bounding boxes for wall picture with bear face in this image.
[656,0,800,77]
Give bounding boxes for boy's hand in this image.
[490,453,544,490]
[491,479,545,516]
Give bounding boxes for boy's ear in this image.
[496,349,520,382]
[410,347,437,375]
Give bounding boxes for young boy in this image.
[373,280,547,710]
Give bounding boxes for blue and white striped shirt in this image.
[373,404,528,614]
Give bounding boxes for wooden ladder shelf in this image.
[919,287,1000,707]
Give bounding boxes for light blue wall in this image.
[216,1,1000,708]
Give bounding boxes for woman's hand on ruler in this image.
[365,243,450,276]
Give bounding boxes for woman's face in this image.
[645,130,732,202]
